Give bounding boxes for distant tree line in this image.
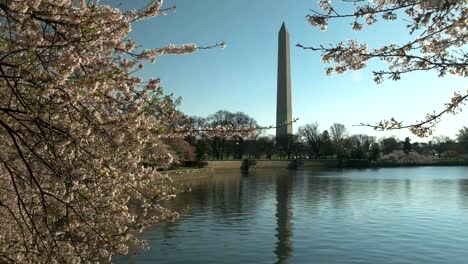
[163,110,468,163]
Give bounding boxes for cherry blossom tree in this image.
[298,0,467,137]
[0,0,238,263]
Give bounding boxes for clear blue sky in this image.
[107,0,467,142]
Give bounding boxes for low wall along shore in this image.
[204,159,468,170]
[206,159,340,170]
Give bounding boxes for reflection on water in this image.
[459,179,468,209]
[275,171,293,264]
[115,167,468,264]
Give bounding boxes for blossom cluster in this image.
[0,0,230,263]
[300,0,467,137]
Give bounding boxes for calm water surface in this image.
[115,167,468,263]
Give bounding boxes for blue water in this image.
[115,166,468,263]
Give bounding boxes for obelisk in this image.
[276,22,292,143]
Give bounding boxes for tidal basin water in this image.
[116,167,468,263]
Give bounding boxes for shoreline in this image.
[204,159,338,170]
[203,159,468,171]
[164,160,468,180]
[344,159,468,168]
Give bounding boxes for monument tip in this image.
[280,22,287,32]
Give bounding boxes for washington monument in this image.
[276,22,292,141]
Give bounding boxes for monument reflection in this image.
[275,172,293,263]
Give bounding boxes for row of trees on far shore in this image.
[167,111,468,163]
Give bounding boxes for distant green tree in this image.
[342,137,353,159]
[380,137,399,155]
[432,135,454,155]
[369,143,381,161]
[258,136,276,159]
[403,137,412,154]
[244,139,259,159]
[195,139,211,161]
[278,134,301,159]
[320,130,334,158]
[412,142,423,154]
[457,127,468,153]
[419,142,431,155]
[442,150,459,159]
[292,138,308,159]
[233,136,244,159]
[350,148,366,160]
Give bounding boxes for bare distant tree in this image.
[349,134,375,150]
[348,134,375,159]
[431,135,454,155]
[330,123,347,144]
[298,123,322,158]
[330,123,347,157]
